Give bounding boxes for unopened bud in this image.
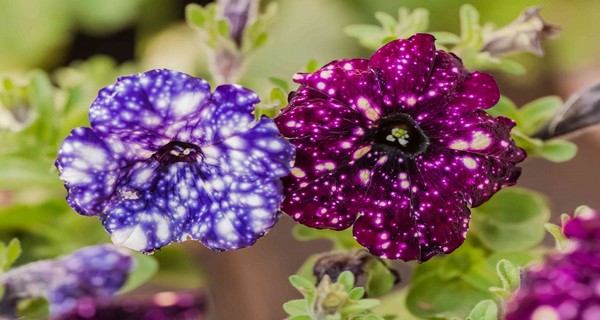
[482,6,560,57]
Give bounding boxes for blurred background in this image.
[1,0,599,319]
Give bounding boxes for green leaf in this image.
[466,300,498,320]
[118,253,158,294]
[374,12,397,33]
[293,225,360,250]
[268,77,289,92]
[406,274,494,319]
[290,275,316,292]
[537,140,577,163]
[305,59,320,73]
[337,271,355,292]
[519,96,563,135]
[365,259,396,298]
[494,58,526,75]
[283,299,308,316]
[342,298,380,313]
[349,287,365,300]
[430,32,461,44]
[545,223,567,249]
[344,25,383,38]
[289,315,312,320]
[459,4,482,47]
[486,96,520,123]
[2,238,21,271]
[16,297,49,319]
[470,187,551,252]
[495,259,520,292]
[0,284,4,300]
[185,4,207,28]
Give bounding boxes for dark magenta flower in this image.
[0,245,132,318]
[275,34,525,261]
[58,291,205,320]
[56,69,294,253]
[506,208,600,320]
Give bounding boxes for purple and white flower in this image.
[275,34,525,261]
[506,208,600,320]
[56,69,294,253]
[0,245,132,318]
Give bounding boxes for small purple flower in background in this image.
[56,69,294,253]
[59,291,205,320]
[0,245,132,318]
[506,208,600,320]
[275,34,525,261]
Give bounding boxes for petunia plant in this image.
[1,1,599,320]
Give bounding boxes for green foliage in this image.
[364,259,396,298]
[16,297,50,319]
[406,235,542,319]
[488,259,520,299]
[465,300,498,320]
[118,252,159,294]
[284,271,384,320]
[470,187,551,252]
[293,225,361,251]
[487,96,577,162]
[0,238,22,272]
[344,8,429,50]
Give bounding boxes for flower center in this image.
[153,141,203,165]
[373,114,428,157]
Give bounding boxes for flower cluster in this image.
[0,245,132,318]
[275,33,524,261]
[56,69,294,253]
[506,208,600,320]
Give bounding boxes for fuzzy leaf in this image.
[495,259,520,291]
[118,253,158,294]
[537,139,577,162]
[283,299,308,316]
[471,187,550,252]
[349,287,365,300]
[365,259,396,298]
[337,271,355,292]
[290,275,316,292]
[466,300,498,320]
[520,96,563,135]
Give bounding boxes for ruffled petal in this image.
[424,110,525,163]
[56,127,124,216]
[292,60,385,122]
[276,88,371,192]
[368,34,436,110]
[101,118,293,252]
[183,84,259,145]
[352,157,471,261]
[89,69,212,151]
[0,245,132,318]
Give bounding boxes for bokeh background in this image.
[1,0,599,319]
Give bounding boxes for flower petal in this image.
[425,110,525,163]
[415,146,522,207]
[56,127,123,216]
[368,34,436,109]
[89,69,212,151]
[276,88,371,192]
[0,245,132,318]
[101,118,293,252]
[183,84,260,145]
[352,158,471,261]
[410,71,499,123]
[292,60,384,121]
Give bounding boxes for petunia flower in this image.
[56,69,294,253]
[0,245,132,318]
[58,291,205,320]
[505,208,600,320]
[274,34,525,261]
